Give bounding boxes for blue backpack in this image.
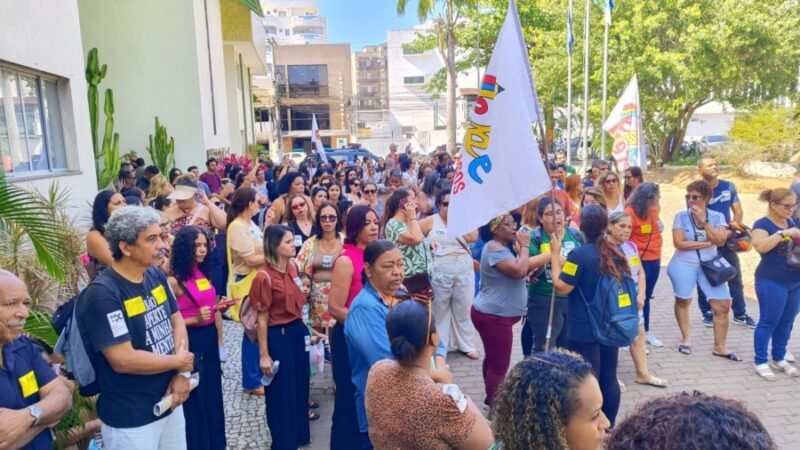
[578,273,639,347]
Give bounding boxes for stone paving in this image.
[220,267,800,449]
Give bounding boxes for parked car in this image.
[307,147,381,166]
[699,135,729,153]
[285,151,307,165]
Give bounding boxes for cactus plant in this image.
[146,117,175,175]
[85,48,120,188]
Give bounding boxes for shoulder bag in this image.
[689,212,736,287]
[785,219,800,270]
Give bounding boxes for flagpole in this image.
[566,0,574,168]
[580,0,590,174]
[600,3,610,159]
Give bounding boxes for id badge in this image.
[305,335,311,352]
[322,255,334,269]
[293,235,303,248]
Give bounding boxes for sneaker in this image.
[702,314,713,328]
[645,333,664,348]
[219,346,228,363]
[733,315,757,329]
[786,351,795,363]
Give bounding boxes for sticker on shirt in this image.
[640,224,652,234]
[124,296,147,317]
[540,243,551,254]
[151,284,168,305]
[441,384,467,413]
[18,371,39,398]
[562,261,578,276]
[618,292,632,308]
[196,278,211,292]
[107,310,129,338]
[629,256,641,267]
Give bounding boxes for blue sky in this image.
[318,0,424,51]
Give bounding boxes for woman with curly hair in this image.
[606,391,776,450]
[167,226,226,450]
[145,174,174,204]
[492,350,610,450]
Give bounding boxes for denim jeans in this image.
[698,246,746,317]
[753,278,800,365]
[641,259,661,331]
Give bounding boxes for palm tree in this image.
[0,167,71,282]
[397,0,475,155]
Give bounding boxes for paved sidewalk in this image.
[221,269,800,449]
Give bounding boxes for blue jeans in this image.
[641,260,661,332]
[753,278,800,365]
[698,246,746,317]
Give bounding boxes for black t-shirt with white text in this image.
[77,266,179,428]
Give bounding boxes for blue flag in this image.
[604,0,615,25]
[566,10,574,55]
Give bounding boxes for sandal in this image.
[713,351,743,362]
[635,376,668,388]
[678,344,692,355]
[617,378,627,393]
[308,400,319,409]
[245,387,265,396]
[771,360,800,377]
[755,363,778,381]
[461,351,480,360]
[308,410,320,421]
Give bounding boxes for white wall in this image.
[685,102,735,141]
[0,0,98,221]
[78,0,229,170]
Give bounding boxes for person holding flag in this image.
[311,113,327,165]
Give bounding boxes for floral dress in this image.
[295,235,343,328]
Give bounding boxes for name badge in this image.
[321,255,334,270]
[630,256,641,267]
[293,235,303,247]
[641,224,652,234]
[18,371,39,398]
[151,285,168,305]
[562,261,578,276]
[618,293,632,308]
[196,278,211,292]
[123,296,146,317]
[540,243,550,254]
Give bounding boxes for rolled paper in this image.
[153,373,200,416]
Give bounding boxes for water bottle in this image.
[261,360,280,386]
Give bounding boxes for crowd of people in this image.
[0,145,795,450]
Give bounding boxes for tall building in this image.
[273,44,354,152]
[355,44,390,139]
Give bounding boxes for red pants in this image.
[470,306,521,406]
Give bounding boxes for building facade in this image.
[261,0,327,47]
[355,44,390,138]
[273,44,354,152]
[0,0,98,218]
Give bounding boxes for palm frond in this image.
[0,182,70,281]
[24,309,60,347]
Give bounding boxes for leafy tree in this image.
[414,0,800,163]
[397,0,476,155]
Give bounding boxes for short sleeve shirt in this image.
[365,360,476,450]
[753,217,800,284]
[670,210,725,265]
[708,180,739,223]
[0,337,57,450]
[228,218,264,276]
[474,243,527,317]
[248,263,306,326]
[625,206,663,261]
[527,228,582,298]
[619,241,641,279]
[77,267,180,428]
[385,219,432,277]
[559,244,603,343]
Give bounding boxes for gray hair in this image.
[627,182,660,219]
[105,206,161,260]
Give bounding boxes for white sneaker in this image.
[786,351,795,363]
[645,333,664,348]
[219,346,228,363]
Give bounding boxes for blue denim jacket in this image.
[344,282,447,432]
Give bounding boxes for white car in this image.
[285,151,307,165]
[699,135,729,153]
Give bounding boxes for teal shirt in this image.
[527,227,583,297]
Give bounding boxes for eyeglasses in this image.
[604,178,618,185]
[441,201,449,207]
[319,214,337,223]
[685,194,702,201]
[291,203,306,210]
[774,202,797,210]
[363,189,377,195]
[623,176,632,180]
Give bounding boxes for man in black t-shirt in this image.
[77,206,194,449]
[0,270,72,450]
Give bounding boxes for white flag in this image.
[603,75,647,172]
[447,0,550,238]
[311,113,327,164]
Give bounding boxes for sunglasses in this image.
[441,201,449,207]
[685,194,702,201]
[604,178,618,184]
[291,203,306,210]
[363,189,377,194]
[391,293,434,346]
[319,214,337,223]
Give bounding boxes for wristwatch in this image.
[778,230,785,238]
[28,405,42,426]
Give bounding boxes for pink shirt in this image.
[176,268,217,326]
[339,244,365,309]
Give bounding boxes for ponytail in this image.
[595,236,628,281]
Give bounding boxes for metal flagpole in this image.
[566,0,574,168]
[600,1,610,159]
[580,0,591,174]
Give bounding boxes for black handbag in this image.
[689,213,737,287]
[787,240,800,270]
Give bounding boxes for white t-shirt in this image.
[670,209,725,265]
